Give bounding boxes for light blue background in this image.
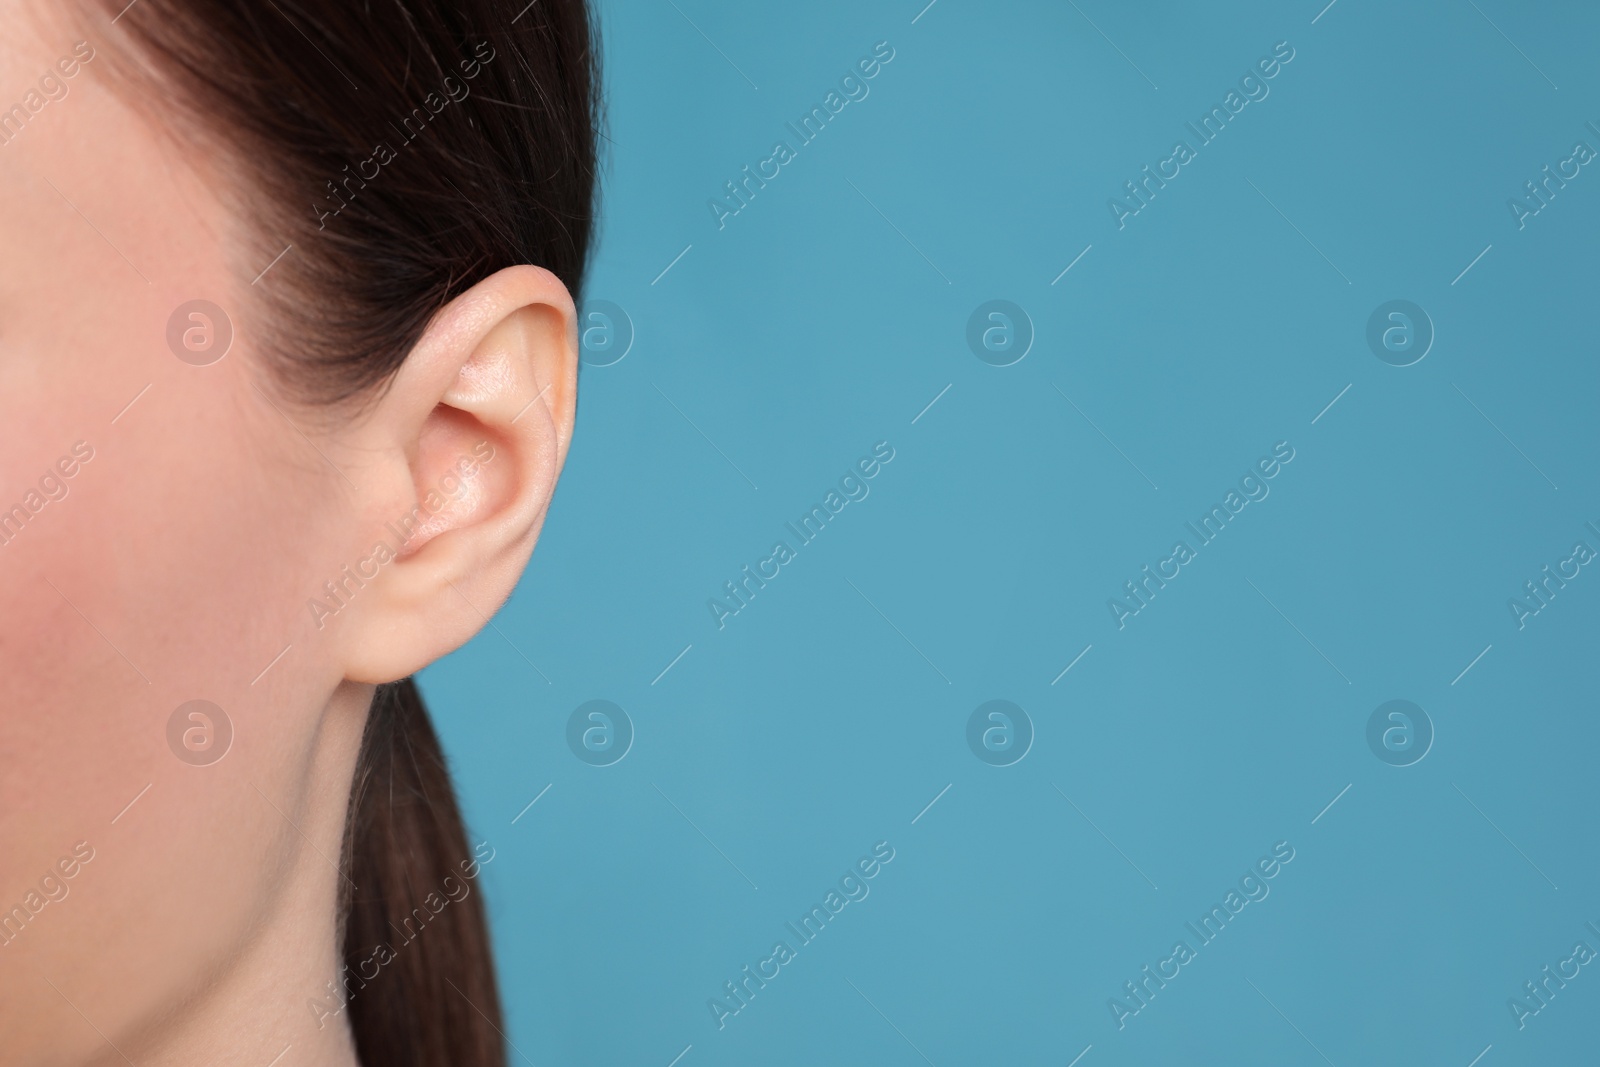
[423,1,1600,1063]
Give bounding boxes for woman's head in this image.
[0,1,597,1063]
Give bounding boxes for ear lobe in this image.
[331,265,577,685]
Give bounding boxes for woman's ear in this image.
[326,264,578,683]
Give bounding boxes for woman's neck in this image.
[126,682,374,1067]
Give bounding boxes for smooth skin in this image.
[0,6,577,1065]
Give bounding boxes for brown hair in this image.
[343,679,505,1065]
[87,1,601,1063]
[98,0,599,407]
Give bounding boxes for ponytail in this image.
[340,679,505,1067]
